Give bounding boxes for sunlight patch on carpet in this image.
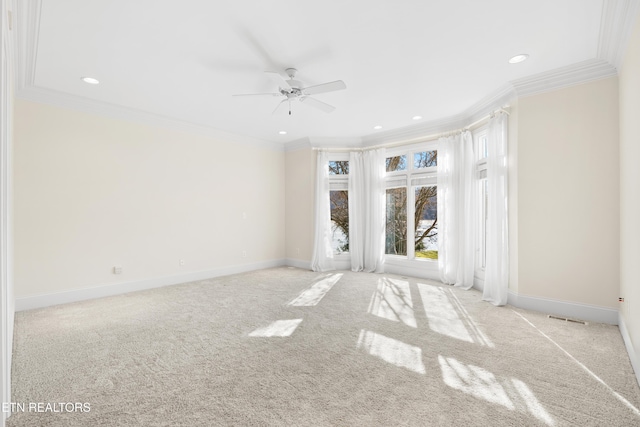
[368,278,416,328]
[418,284,473,343]
[288,273,343,306]
[511,378,556,426]
[439,355,555,426]
[417,283,494,347]
[446,288,494,347]
[248,319,303,337]
[357,330,425,374]
[439,355,514,409]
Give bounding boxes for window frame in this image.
[384,141,438,263]
[327,153,351,264]
[473,127,489,283]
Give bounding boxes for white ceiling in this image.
[21,0,612,144]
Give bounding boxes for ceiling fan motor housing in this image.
[287,80,303,90]
[233,67,344,114]
[284,68,304,93]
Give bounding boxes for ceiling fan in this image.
[233,68,346,115]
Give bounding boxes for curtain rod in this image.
[463,107,511,132]
[313,107,510,152]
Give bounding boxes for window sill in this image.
[384,256,440,281]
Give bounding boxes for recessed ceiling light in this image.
[374,125,383,130]
[412,115,423,120]
[279,131,287,135]
[508,54,529,64]
[81,77,100,84]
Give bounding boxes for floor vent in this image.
[548,314,588,325]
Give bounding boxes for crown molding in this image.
[13,0,635,151]
[359,84,516,148]
[17,86,284,152]
[15,55,619,154]
[510,58,617,98]
[360,114,467,148]
[14,0,40,89]
[462,84,517,125]
[307,54,617,149]
[598,0,640,70]
[284,136,364,151]
[309,137,363,148]
[13,0,284,152]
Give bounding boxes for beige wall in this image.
[285,147,315,264]
[619,13,640,364]
[13,100,285,298]
[12,76,626,316]
[516,77,620,309]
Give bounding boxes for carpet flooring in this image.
[7,267,640,426]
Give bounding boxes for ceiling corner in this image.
[597,0,640,70]
[14,0,40,90]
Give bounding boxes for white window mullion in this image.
[407,184,415,260]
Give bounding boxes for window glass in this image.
[385,188,407,255]
[414,151,437,168]
[474,130,488,272]
[329,161,349,175]
[330,190,349,253]
[481,178,488,268]
[479,135,488,159]
[414,186,438,259]
[386,155,407,172]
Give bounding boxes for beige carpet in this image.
[8,267,640,426]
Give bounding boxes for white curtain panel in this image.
[311,150,335,272]
[437,134,456,283]
[349,148,386,273]
[348,152,365,271]
[363,148,387,273]
[483,113,509,305]
[437,131,476,289]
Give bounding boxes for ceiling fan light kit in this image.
[234,68,346,115]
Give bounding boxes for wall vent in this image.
[548,314,588,325]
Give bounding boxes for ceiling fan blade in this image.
[303,80,346,96]
[232,93,281,97]
[235,27,285,71]
[272,99,288,115]
[300,96,335,113]
[265,71,292,91]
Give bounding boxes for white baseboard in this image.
[284,258,312,270]
[285,257,354,271]
[508,291,618,325]
[618,313,640,388]
[15,259,287,311]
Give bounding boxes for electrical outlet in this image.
[179,259,185,266]
[113,266,122,275]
